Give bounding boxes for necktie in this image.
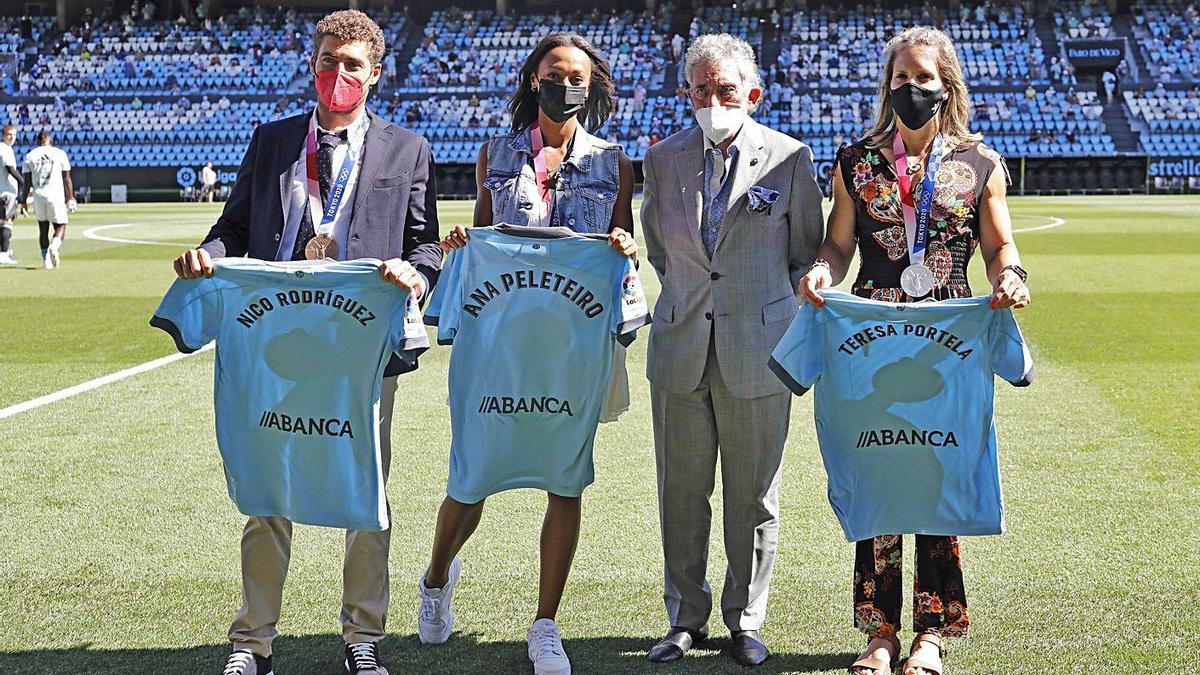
[292,128,348,260]
[701,146,737,259]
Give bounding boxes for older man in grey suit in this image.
[640,33,825,667]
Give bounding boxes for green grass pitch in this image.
[0,197,1196,674]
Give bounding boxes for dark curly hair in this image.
[508,33,616,133]
[313,10,385,64]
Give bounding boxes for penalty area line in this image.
[1011,215,1067,233]
[0,344,214,420]
[83,222,194,247]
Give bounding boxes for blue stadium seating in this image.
[1,1,1196,170]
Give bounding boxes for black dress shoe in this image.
[730,630,770,667]
[647,626,707,663]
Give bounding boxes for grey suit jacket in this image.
[640,119,825,399]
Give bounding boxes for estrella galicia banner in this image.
[1064,38,1126,68]
[1148,157,1200,179]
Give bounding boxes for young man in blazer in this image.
[172,11,441,675]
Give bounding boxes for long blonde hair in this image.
[865,26,981,150]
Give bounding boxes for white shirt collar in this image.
[702,121,747,159]
[312,108,371,156]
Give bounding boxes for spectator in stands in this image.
[799,25,1030,675]
[1102,69,1117,104]
[171,11,441,675]
[426,32,635,675]
[641,32,824,669]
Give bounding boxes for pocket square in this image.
[746,185,780,215]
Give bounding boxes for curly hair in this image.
[684,33,763,92]
[313,10,385,65]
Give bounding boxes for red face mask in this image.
[315,69,367,113]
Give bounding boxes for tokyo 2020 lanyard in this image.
[303,114,358,258]
[893,130,944,297]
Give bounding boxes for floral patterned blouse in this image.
[836,138,1010,302]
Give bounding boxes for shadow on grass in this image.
[0,633,856,674]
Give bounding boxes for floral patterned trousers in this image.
[853,534,970,638]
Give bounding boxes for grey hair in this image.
[684,33,763,92]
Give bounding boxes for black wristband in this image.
[1000,264,1028,283]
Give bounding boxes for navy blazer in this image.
[199,109,442,289]
[198,109,442,375]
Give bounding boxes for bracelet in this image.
[810,258,831,273]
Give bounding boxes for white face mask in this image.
[694,104,746,145]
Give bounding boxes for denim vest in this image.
[484,125,621,234]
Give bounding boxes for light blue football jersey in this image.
[150,257,429,531]
[769,290,1034,541]
[425,225,651,503]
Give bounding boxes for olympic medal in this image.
[900,263,935,297]
[305,235,339,260]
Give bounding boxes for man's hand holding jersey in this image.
[174,248,214,279]
[379,258,425,299]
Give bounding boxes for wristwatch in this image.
[1000,264,1028,283]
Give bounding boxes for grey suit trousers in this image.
[652,340,790,633]
[228,376,398,656]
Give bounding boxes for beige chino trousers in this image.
[229,376,398,656]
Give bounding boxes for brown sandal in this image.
[849,635,901,674]
[903,632,945,675]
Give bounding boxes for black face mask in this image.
[890,82,946,131]
[536,78,587,123]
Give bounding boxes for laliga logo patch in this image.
[406,297,422,320]
[622,273,642,299]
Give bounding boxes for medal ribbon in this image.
[892,131,944,267]
[530,123,554,208]
[305,115,357,239]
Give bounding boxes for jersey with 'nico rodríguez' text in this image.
[151,257,428,531]
[769,290,1033,541]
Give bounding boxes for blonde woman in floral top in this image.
[797,27,1031,675]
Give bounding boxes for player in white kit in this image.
[19,131,75,269]
[0,124,22,265]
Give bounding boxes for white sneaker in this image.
[43,252,53,269]
[417,556,461,644]
[0,252,15,265]
[527,618,571,675]
[49,238,61,267]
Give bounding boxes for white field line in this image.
[0,343,213,419]
[1012,215,1068,233]
[83,222,194,247]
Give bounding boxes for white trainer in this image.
[527,618,571,675]
[0,253,15,265]
[48,237,61,267]
[42,252,53,269]
[417,556,461,644]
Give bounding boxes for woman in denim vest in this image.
[443,31,637,419]
[442,32,636,243]
[425,33,636,675]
